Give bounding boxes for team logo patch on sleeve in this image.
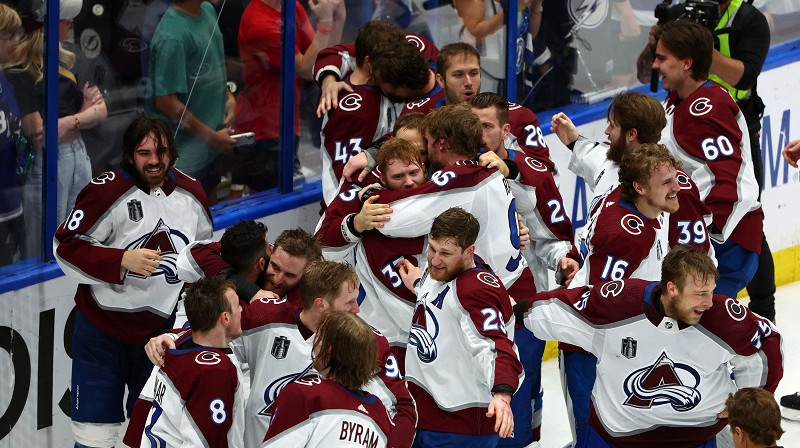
[724,298,747,321]
[620,214,644,235]
[600,280,625,298]
[127,199,143,222]
[271,336,291,359]
[477,272,501,288]
[676,171,692,189]
[195,351,222,365]
[689,97,713,117]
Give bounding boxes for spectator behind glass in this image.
[726,388,785,448]
[453,0,506,94]
[233,0,344,193]
[145,0,236,203]
[6,0,107,259]
[0,3,25,266]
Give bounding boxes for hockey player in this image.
[263,311,393,447]
[142,260,416,448]
[470,92,576,447]
[472,92,576,289]
[551,91,666,202]
[54,116,213,448]
[364,103,533,300]
[654,20,763,298]
[726,388,785,448]
[514,245,783,447]
[138,276,245,448]
[316,138,426,365]
[177,228,322,308]
[314,20,439,116]
[343,43,555,183]
[318,21,438,205]
[551,92,713,257]
[396,208,522,447]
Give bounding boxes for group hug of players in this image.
[56,18,784,448]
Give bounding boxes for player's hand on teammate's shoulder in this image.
[354,195,393,233]
[316,76,354,117]
[479,151,510,177]
[343,151,370,182]
[250,289,281,304]
[145,333,177,368]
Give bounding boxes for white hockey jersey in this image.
[139,344,245,448]
[54,168,213,345]
[263,377,392,448]
[406,262,522,435]
[516,279,783,448]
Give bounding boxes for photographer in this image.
[638,0,776,322]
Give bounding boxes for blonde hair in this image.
[0,4,22,37]
[10,28,75,84]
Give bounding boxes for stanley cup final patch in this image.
[127,199,143,222]
[621,337,637,359]
[271,336,290,359]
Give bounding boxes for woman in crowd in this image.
[6,0,106,257]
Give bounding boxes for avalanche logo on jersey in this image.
[408,294,442,363]
[621,214,644,235]
[677,170,692,190]
[600,280,624,298]
[125,218,189,284]
[623,351,701,411]
[259,365,315,417]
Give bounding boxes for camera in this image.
[654,0,721,30]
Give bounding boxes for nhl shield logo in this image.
[127,199,143,222]
[271,336,290,359]
[621,337,637,359]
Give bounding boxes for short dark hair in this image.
[423,103,482,158]
[659,20,713,81]
[299,260,358,309]
[371,41,430,91]
[185,276,236,332]
[726,388,784,446]
[471,92,509,125]
[660,245,718,293]
[220,220,268,274]
[121,115,178,171]
[377,138,424,178]
[354,20,405,67]
[430,207,479,250]
[607,92,666,148]
[393,112,426,135]
[314,311,378,390]
[273,228,322,263]
[437,42,480,79]
[618,143,682,203]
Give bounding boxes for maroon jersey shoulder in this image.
[242,298,301,331]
